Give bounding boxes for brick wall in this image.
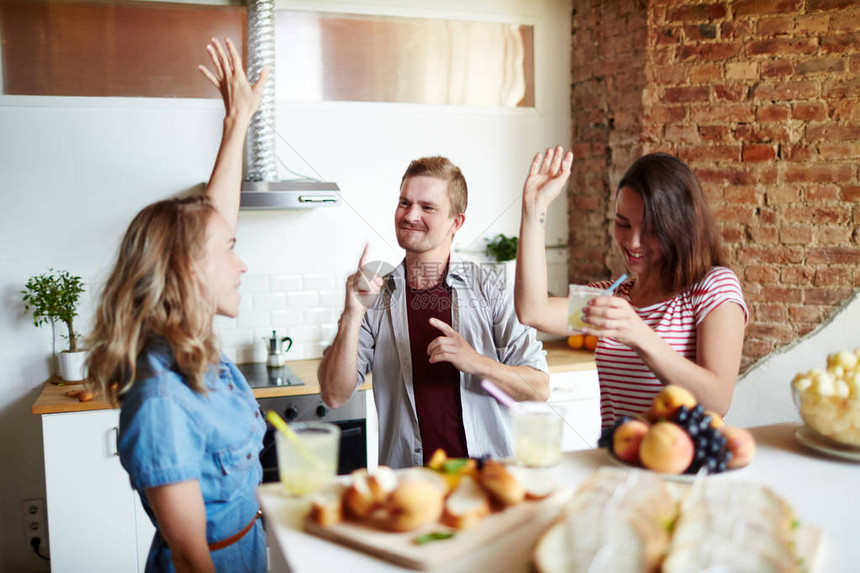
[570,0,860,368]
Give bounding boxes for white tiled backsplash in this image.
[214,247,569,364]
[214,272,346,364]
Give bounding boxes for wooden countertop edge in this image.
[32,340,594,415]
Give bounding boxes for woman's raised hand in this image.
[523,146,574,212]
[198,37,269,122]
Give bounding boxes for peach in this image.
[639,422,695,474]
[721,426,756,469]
[612,419,650,465]
[650,385,698,420]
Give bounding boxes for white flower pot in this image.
[58,351,88,382]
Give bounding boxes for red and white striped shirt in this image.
[590,266,748,428]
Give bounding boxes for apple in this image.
[639,421,695,474]
[720,426,756,469]
[650,385,697,420]
[612,419,650,465]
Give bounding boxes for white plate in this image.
[603,449,747,482]
[795,425,860,462]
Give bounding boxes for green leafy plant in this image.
[22,269,85,352]
[485,233,519,262]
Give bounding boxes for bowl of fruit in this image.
[792,349,860,449]
[598,385,755,478]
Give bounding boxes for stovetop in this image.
[237,362,305,389]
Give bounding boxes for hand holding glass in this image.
[567,285,607,332]
[567,275,626,332]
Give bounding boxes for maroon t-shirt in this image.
[406,281,468,463]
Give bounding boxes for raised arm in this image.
[515,146,573,335]
[198,37,269,231]
[318,245,383,408]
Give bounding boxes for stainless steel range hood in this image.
[240,180,340,209]
[242,0,340,210]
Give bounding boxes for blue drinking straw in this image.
[604,274,628,295]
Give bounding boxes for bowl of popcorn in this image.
[791,349,860,448]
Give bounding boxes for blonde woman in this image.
[86,39,268,572]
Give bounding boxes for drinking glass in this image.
[275,422,340,495]
[567,284,607,332]
[512,402,565,467]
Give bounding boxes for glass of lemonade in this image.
[568,284,607,332]
[512,402,565,467]
[275,422,340,496]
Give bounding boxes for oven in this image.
[237,362,368,481]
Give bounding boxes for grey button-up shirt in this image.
[352,256,548,468]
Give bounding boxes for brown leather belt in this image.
[208,509,263,551]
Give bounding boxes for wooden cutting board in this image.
[304,487,573,571]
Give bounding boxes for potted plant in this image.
[485,233,518,262]
[484,233,519,291]
[22,269,87,381]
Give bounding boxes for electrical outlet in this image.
[22,498,48,555]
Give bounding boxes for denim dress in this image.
[118,340,267,572]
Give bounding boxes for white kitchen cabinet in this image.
[548,369,601,451]
[42,409,154,573]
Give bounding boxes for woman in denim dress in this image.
[86,38,270,572]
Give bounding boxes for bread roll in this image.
[479,461,525,506]
[309,482,346,527]
[441,475,490,530]
[508,466,556,500]
[367,465,397,504]
[385,480,444,532]
[344,468,376,519]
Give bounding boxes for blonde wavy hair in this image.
[86,196,221,402]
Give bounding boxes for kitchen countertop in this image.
[257,422,845,573]
[32,340,595,415]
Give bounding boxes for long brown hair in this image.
[86,196,220,402]
[618,153,726,293]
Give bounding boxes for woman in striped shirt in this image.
[515,147,748,428]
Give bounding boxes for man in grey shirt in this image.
[318,156,549,468]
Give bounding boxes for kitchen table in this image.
[257,422,856,573]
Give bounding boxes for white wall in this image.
[727,291,860,428]
[0,1,571,570]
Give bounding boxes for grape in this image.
[670,404,734,475]
[597,427,613,448]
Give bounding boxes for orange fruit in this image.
[584,335,599,351]
[567,334,584,349]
